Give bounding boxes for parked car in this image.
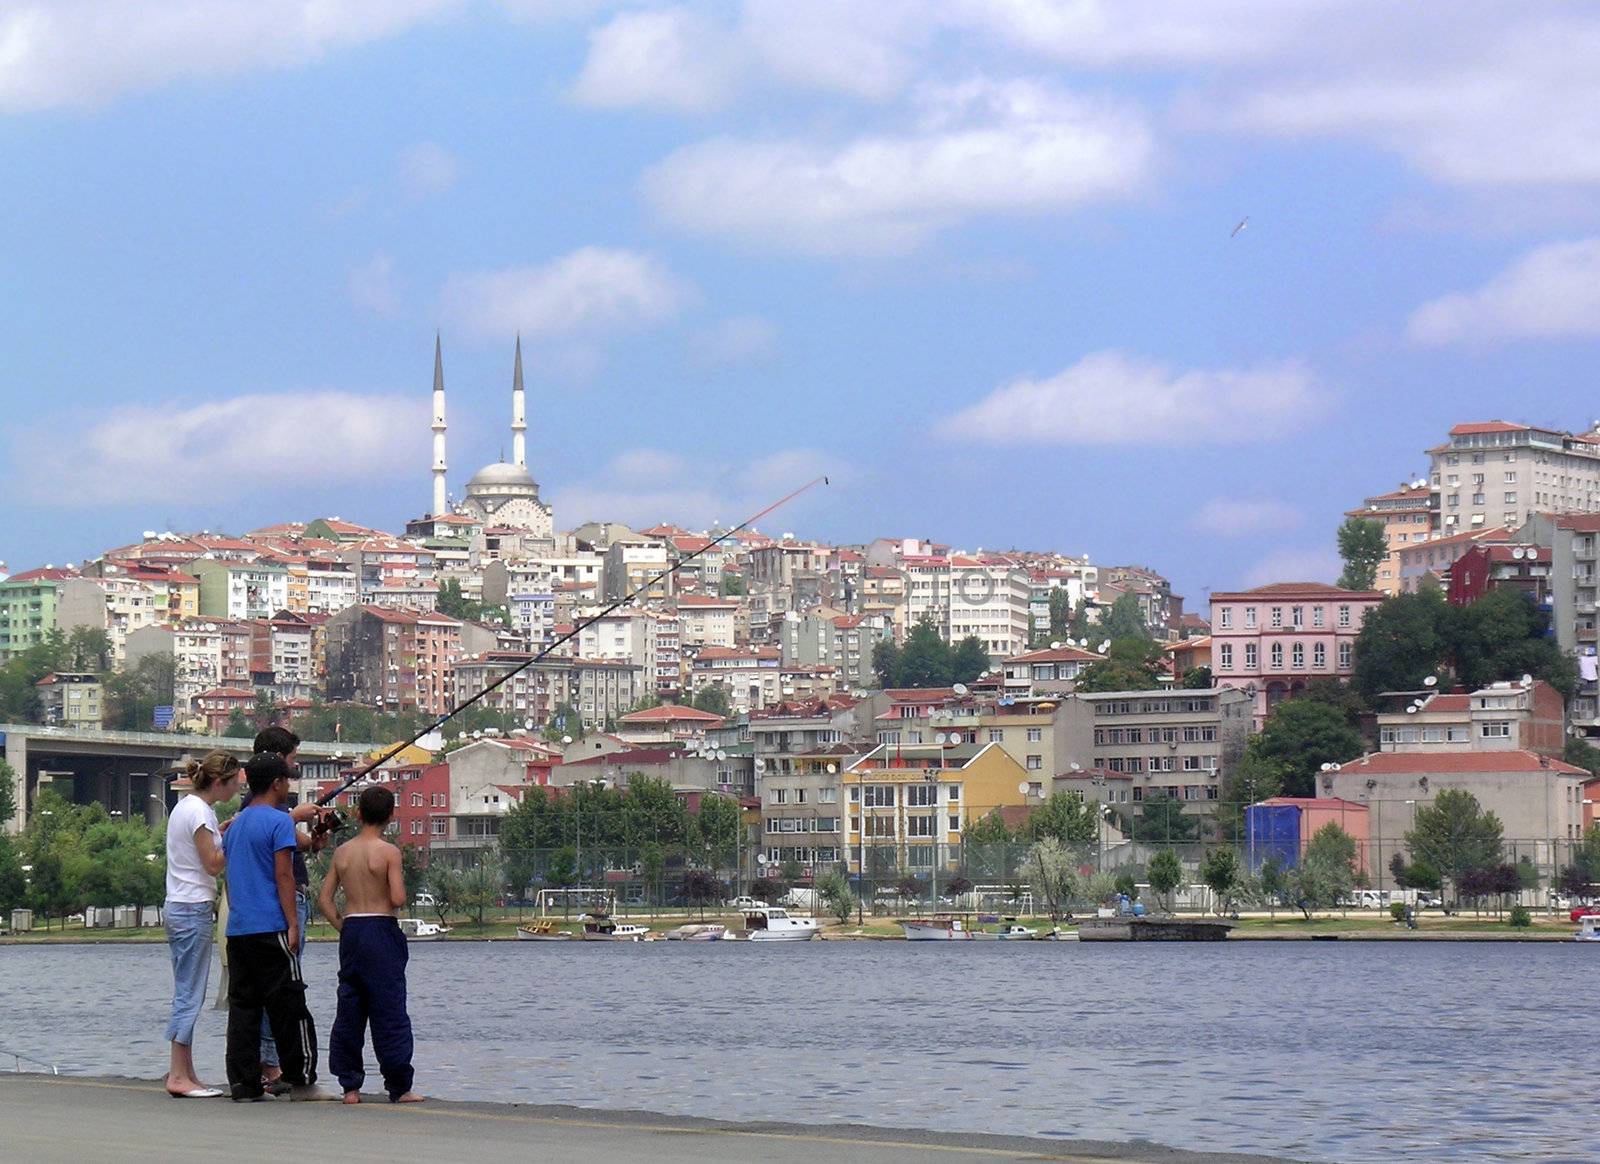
[1570,906,1600,923]
[414,892,437,907]
[723,896,768,910]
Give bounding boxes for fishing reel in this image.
[310,808,348,840]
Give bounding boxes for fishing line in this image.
[314,475,830,807]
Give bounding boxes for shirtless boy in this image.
[317,786,422,1104]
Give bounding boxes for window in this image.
[1026,755,1042,770]
[949,815,961,832]
[1270,607,1284,628]
[1447,726,1468,742]
[819,787,837,803]
[1338,642,1353,668]
[1026,727,1042,742]
[947,784,959,801]
[1291,606,1304,628]
[988,729,1004,743]
[769,788,787,804]
[1245,643,1259,669]
[1338,605,1352,628]
[1505,471,1518,483]
[863,785,895,807]
[430,818,446,835]
[1244,607,1257,628]
[411,793,423,807]
[866,815,895,837]
[906,784,936,807]
[1270,643,1284,668]
[906,815,935,837]
[849,786,861,803]
[1182,755,1203,771]
[1219,608,1232,629]
[1481,720,1511,738]
[1291,643,1305,668]
[1313,642,1326,668]
[1220,643,1234,670]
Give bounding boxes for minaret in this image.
[431,334,448,517]
[511,334,527,469]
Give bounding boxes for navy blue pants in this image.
[328,917,414,1099]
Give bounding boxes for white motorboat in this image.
[900,916,973,941]
[726,907,819,941]
[397,917,451,941]
[1576,915,1600,942]
[663,923,727,941]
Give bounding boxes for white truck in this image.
[779,888,819,911]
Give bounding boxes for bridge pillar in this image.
[3,729,26,835]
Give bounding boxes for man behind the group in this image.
[318,786,422,1104]
[222,752,322,1101]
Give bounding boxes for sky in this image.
[5,2,1600,610]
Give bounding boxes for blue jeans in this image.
[259,890,310,1069]
[164,900,215,1045]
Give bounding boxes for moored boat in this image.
[579,915,651,941]
[1575,915,1600,942]
[397,917,451,941]
[663,923,727,941]
[900,915,973,940]
[516,920,573,941]
[725,907,819,941]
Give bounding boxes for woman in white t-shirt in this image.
[163,750,241,1098]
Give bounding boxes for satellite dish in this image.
[754,757,766,770]
[1069,762,1081,772]
[1050,641,1062,650]
[1018,781,1030,795]
[827,763,838,774]
[561,735,573,745]
[1522,674,1534,686]
[952,683,969,696]
[1406,706,1417,714]
[1422,676,1438,687]
[1098,640,1111,653]
[716,749,728,760]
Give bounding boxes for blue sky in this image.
[6,2,1600,610]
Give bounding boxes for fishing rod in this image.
[313,475,829,810]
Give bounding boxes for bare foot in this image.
[391,1092,425,1103]
[165,1077,201,1096]
[343,1091,361,1105]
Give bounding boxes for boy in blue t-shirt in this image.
[222,752,323,1101]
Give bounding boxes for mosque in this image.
[427,335,555,538]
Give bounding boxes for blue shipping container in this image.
[1244,804,1302,872]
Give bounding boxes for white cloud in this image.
[16,392,425,506]
[688,315,777,369]
[0,1,459,112]
[440,247,692,340]
[642,78,1153,253]
[1192,499,1302,539]
[397,141,461,199]
[1243,547,1344,589]
[348,252,402,316]
[1407,238,1600,346]
[936,350,1319,446]
[549,446,842,530]
[570,8,739,113]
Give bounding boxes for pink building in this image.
[1209,582,1384,723]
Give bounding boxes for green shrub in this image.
[1389,902,1407,922]
[1508,904,1532,928]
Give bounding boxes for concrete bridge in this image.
[1,723,380,833]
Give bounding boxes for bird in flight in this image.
[1230,216,1249,238]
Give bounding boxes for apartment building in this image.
[190,558,291,620]
[674,594,739,648]
[1445,544,1551,607]
[1519,513,1600,731]
[57,574,161,666]
[999,644,1102,698]
[35,672,103,727]
[325,605,462,716]
[1068,688,1253,816]
[1209,582,1383,722]
[0,567,73,660]
[1347,484,1434,596]
[1394,526,1512,593]
[1429,420,1600,534]
[778,610,890,691]
[602,540,671,602]
[1374,680,1564,758]
[949,557,1032,659]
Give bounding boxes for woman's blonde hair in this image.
[185,750,242,792]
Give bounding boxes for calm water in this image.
[0,940,1590,1163]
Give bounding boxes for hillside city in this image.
[6,399,1600,915]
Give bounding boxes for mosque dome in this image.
[466,462,536,491]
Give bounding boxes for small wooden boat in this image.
[579,915,651,941]
[516,920,573,941]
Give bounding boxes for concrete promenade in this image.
[0,1074,1298,1164]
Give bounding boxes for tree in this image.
[1216,749,1287,841]
[1181,666,1213,690]
[1022,791,1097,855]
[1564,736,1600,778]
[222,709,254,739]
[680,869,724,919]
[815,870,856,925]
[1295,823,1357,916]
[950,637,990,685]
[751,875,785,904]
[1258,855,1287,917]
[872,638,902,688]
[1047,588,1073,641]
[962,809,1014,881]
[1132,793,1199,843]
[1451,588,1575,697]
[1352,590,1451,701]
[0,759,16,828]
[1147,848,1183,912]
[1336,517,1386,592]
[691,683,731,717]
[102,654,177,731]
[1200,848,1240,915]
[0,834,27,913]
[1113,871,1139,901]
[1101,593,1148,641]
[1075,638,1164,693]
[1404,789,1504,902]
[690,792,741,872]
[719,572,745,597]
[897,616,952,688]
[1249,699,1365,798]
[1026,837,1079,921]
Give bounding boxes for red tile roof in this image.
[1212,582,1384,601]
[1448,421,1529,436]
[1341,750,1586,776]
[1006,645,1102,664]
[1554,514,1600,533]
[618,703,726,724]
[7,566,79,582]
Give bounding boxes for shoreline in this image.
[0,1073,1301,1163]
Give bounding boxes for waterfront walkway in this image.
[0,1074,1295,1163]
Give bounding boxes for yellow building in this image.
[842,742,1032,878]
